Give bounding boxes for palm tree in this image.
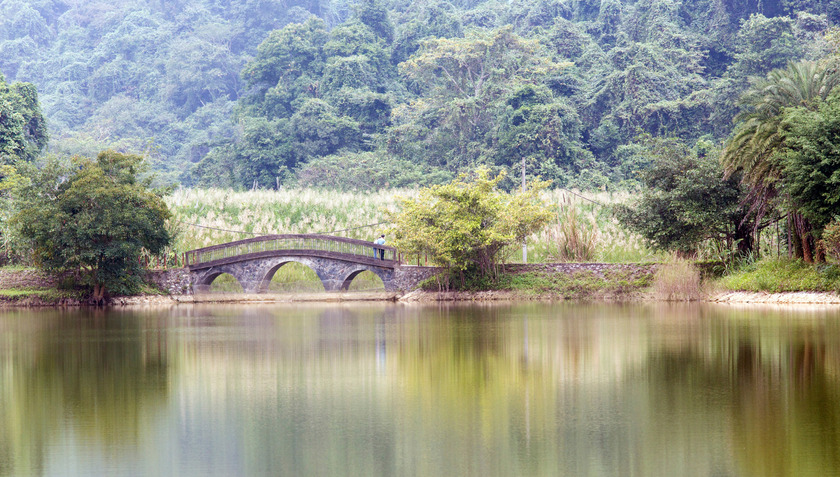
[721,60,840,261]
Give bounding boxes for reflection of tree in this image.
[732,339,840,477]
[3,303,838,476]
[641,311,840,477]
[393,304,573,475]
[0,309,169,476]
[390,303,840,477]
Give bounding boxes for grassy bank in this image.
[0,288,82,304]
[0,285,84,306]
[416,265,657,300]
[718,258,840,293]
[0,267,100,305]
[496,269,654,299]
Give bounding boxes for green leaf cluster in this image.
[296,150,449,190]
[722,60,840,261]
[388,167,554,281]
[615,137,751,257]
[776,96,840,235]
[0,73,47,165]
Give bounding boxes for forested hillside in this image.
[1,0,837,188]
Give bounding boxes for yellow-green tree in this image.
[388,167,553,285]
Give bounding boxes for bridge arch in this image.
[194,267,247,294]
[244,256,395,292]
[340,268,388,291]
[190,254,399,293]
[256,258,328,293]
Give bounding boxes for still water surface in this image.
[1,302,840,476]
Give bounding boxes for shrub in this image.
[388,167,554,283]
[548,199,598,262]
[823,220,840,262]
[719,258,840,293]
[653,258,703,301]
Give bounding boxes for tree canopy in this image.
[0,73,47,164]
[722,60,840,261]
[388,167,553,285]
[1,0,836,189]
[776,95,840,237]
[12,151,172,303]
[615,138,752,258]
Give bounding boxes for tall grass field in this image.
[164,188,662,290]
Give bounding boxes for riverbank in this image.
[2,267,839,307]
[4,289,840,307]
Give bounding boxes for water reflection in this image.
[0,303,839,476]
[0,308,169,476]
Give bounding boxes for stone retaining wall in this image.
[0,269,55,289]
[146,269,192,295]
[392,266,442,291]
[502,263,658,279]
[391,263,658,291]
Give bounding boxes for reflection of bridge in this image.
[185,234,410,293]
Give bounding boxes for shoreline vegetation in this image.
[2,264,838,308]
[3,185,839,308]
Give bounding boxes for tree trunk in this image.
[90,283,107,306]
[815,246,826,263]
[792,212,814,263]
[735,219,754,257]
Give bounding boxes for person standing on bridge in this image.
[374,234,386,260]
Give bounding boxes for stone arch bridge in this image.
[185,234,436,293]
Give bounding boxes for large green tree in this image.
[722,60,840,261]
[13,151,172,304]
[495,84,596,186]
[616,138,753,258]
[775,95,840,238]
[0,71,47,262]
[390,27,568,175]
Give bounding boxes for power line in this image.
[177,221,263,236]
[176,189,602,237]
[177,220,388,237]
[558,188,607,207]
[321,221,389,235]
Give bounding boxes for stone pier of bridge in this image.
[190,256,440,294]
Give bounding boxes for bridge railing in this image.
[185,234,399,266]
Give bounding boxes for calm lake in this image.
[1,302,840,476]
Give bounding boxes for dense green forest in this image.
[1,0,837,188]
